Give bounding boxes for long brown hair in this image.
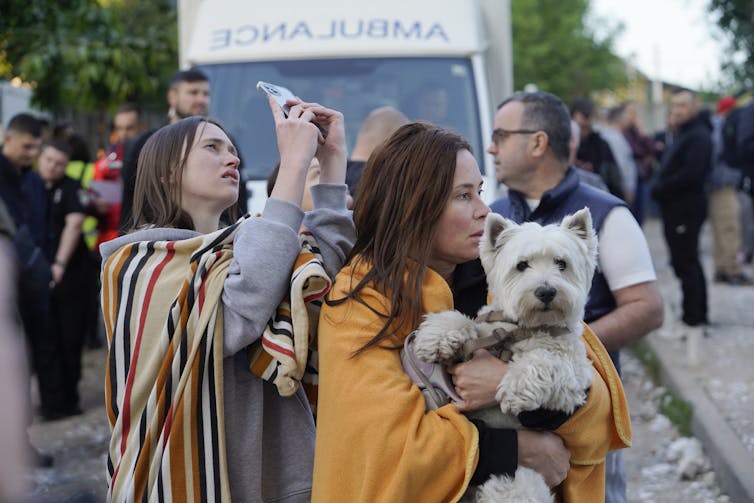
[332,121,471,354]
[130,116,238,230]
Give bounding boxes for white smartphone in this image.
[256,80,328,138]
[256,81,298,117]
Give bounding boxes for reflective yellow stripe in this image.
[67,161,99,250]
[65,161,95,187]
[82,216,98,250]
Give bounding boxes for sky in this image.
[589,0,727,89]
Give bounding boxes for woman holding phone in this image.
[100,96,354,501]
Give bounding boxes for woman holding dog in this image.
[99,98,354,501]
[312,121,629,502]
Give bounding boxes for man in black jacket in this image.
[728,96,754,195]
[651,89,712,334]
[0,113,56,465]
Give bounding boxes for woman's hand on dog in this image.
[448,349,507,411]
[518,430,570,488]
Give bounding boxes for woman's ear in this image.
[165,166,178,184]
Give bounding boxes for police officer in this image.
[38,140,95,418]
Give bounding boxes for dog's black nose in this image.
[535,286,557,304]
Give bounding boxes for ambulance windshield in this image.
[199,57,482,181]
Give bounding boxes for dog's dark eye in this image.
[555,259,567,271]
[516,261,529,271]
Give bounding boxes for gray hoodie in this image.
[100,184,355,502]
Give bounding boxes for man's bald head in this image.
[351,106,409,161]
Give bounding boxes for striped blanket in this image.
[247,230,330,412]
[101,218,329,502]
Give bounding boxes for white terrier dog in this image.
[411,208,598,502]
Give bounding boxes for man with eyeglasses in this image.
[452,91,664,503]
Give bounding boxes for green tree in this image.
[511,0,627,101]
[0,0,177,113]
[708,0,754,90]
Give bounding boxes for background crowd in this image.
[3,61,754,501]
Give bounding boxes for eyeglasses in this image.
[491,128,540,144]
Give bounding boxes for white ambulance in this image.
[178,0,513,213]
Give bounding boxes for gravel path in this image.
[622,350,730,503]
[645,214,754,462]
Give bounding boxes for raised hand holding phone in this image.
[256,81,298,117]
[300,103,346,185]
[261,81,346,205]
[257,81,328,139]
[263,85,318,205]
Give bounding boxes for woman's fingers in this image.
[267,96,287,123]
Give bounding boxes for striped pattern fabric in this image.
[101,217,330,502]
[247,231,331,412]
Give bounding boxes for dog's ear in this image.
[480,213,513,273]
[483,213,509,249]
[561,207,598,263]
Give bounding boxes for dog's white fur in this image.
[413,208,598,503]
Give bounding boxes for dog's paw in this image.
[413,311,476,363]
[413,328,469,363]
[495,357,551,415]
[495,347,592,415]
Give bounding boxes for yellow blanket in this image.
[312,257,631,503]
[554,323,632,502]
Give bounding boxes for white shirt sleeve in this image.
[598,206,657,291]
